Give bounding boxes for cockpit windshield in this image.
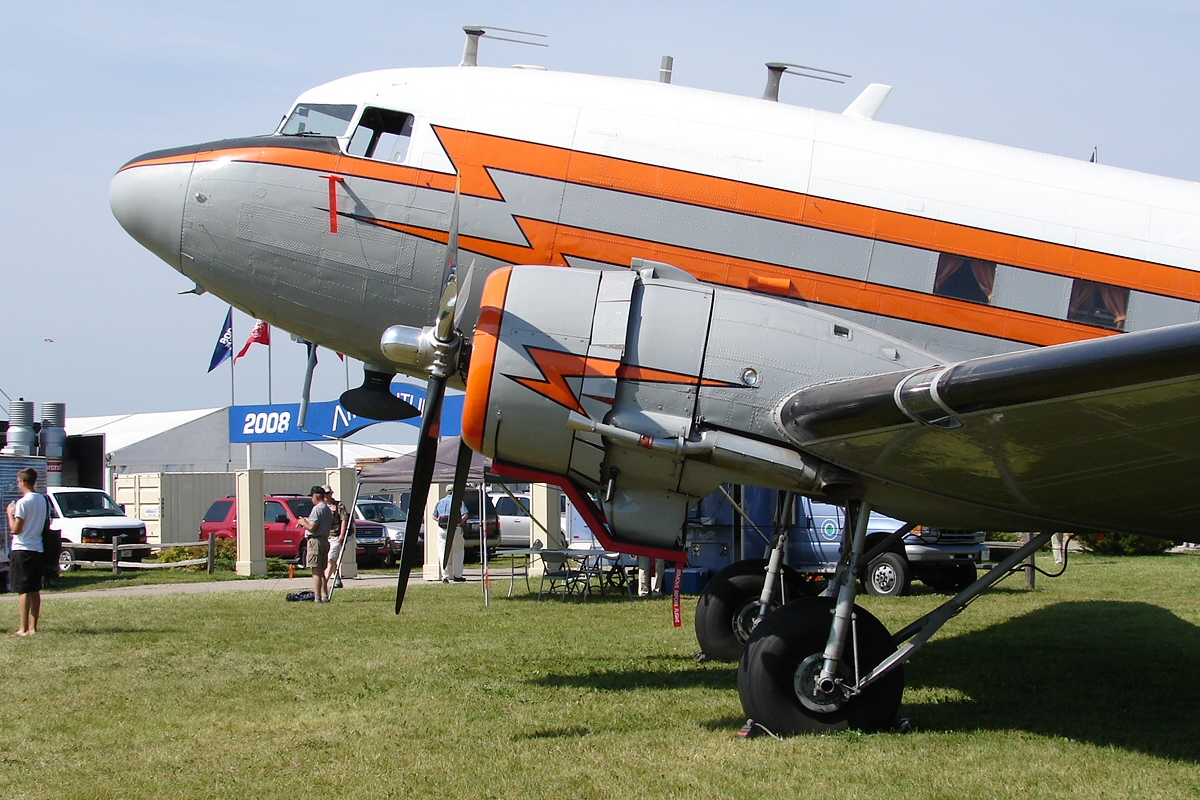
[280,103,357,137]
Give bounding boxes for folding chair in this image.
[538,551,583,600]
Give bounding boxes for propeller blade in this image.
[435,178,463,343]
[395,373,449,613]
[434,273,459,344]
[442,438,476,574]
[452,258,477,330]
[444,176,461,282]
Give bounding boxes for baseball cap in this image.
[309,485,326,496]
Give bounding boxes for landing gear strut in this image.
[737,504,1056,736]
[738,499,903,733]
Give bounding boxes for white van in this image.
[47,487,148,571]
[490,490,581,548]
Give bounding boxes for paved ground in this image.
[0,568,502,602]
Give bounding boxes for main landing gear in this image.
[734,499,1056,736]
[694,559,818,663]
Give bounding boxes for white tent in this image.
[66,408,335,486]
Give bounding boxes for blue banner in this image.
[230,381,463,443]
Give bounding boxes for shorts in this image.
[327,536,346,569]
[305,536,329,571]
[10,551,44,595]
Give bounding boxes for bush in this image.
[1076,533,1176,556]
[153,537,237,570]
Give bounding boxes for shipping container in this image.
[115,471,328,544]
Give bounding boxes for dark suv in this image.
[199,495,389,565]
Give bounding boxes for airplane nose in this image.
[109,158,192,270]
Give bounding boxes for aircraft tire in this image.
[862,551,910,597]
[694,562,813,663]
[738,596,904,735]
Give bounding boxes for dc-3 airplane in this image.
[110,28,1200,736]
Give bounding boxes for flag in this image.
[297,338,344,363]
[208,308,234,372]
[234,320,270,362]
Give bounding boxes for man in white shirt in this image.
[5,468,47,636]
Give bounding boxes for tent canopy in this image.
[358,437,492,485]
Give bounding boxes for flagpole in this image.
[229,313,236,407]
[340,357,351,468]
[230,315,250,470]
[267,335,273,405]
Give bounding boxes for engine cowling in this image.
[462,264,938,552]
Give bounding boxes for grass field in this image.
[2,553,1198,799]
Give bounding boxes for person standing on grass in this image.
[322,485,352,597]
[298,486,333,602]
[5,468,47,635]
[434,493,467,583]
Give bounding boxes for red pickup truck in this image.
[199,494,388,566]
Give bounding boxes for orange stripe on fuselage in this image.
[462,267,513,453]
[367,215,1107,347]
[125,132,1200,346]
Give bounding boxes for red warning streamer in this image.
[672,561,685,627]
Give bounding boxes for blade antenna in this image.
[763,61,851,101]
[460,25,548,67]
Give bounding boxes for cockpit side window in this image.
[347,107,414,163]
[280,103,357,137]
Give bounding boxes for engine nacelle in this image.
[463,264,938,552]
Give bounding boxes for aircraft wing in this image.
[780,321,1200,540]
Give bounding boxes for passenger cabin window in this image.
[933,253,996,305]
[347,107,414,163]
[280,103,356,137]
[1068,279,1128,330]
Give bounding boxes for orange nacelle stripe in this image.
[462,267,514,453]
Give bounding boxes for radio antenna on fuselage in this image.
[763,61,851,101]
[460,25,548,67]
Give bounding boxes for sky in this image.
[2,1,1198,443]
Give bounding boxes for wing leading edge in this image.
[780,321,1200,540]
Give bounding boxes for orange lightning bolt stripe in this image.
[508,345,739,415]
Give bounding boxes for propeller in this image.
[391,178,480,613]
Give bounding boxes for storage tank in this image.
[2,400,35,456]
[40,402,66,487]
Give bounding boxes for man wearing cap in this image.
[322,485,352,598]
[298,486,333,602]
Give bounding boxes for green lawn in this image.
[2,553,1199,799]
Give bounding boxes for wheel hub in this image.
[794,653,849,714]
[733,600,766,644]
[871,563,897,594]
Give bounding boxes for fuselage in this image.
[111,65,1200,374]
